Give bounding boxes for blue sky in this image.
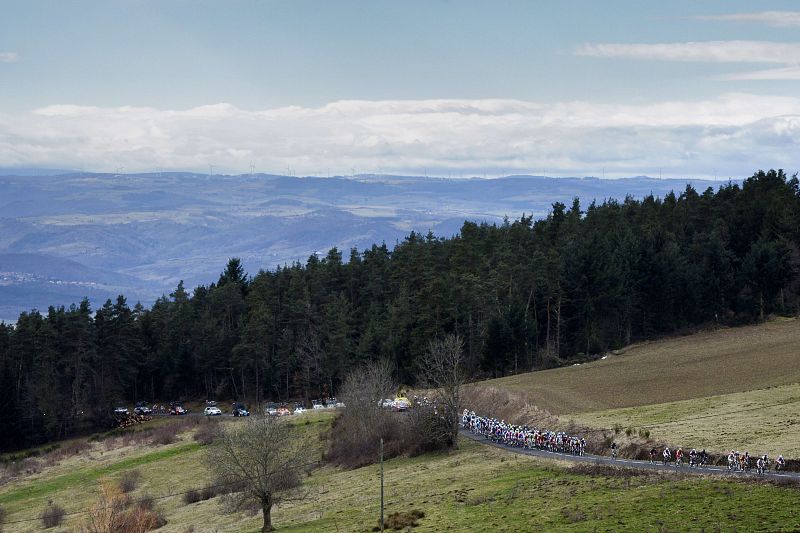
[1,1,799,177]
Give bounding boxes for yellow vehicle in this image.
[393,395,410,411]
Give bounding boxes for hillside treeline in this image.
[1,169,799,450]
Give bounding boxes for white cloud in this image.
[0,52,18,63]
[1,94,799,179]
[696,11,800,28]
[576,41,800,64]
[721,66,800,80]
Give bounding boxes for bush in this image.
[78,482,166,533]
[193,420,220,445]
[137,495,155,511]
[149,426,177,446]
[200,485,219,501]
[373,509,425,530]
[183,489,202,505]
[405,404,455,456]
[119,470,141,493]
[326,409,410,469]
[41,502,66,528]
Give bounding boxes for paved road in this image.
[460,429,800,481]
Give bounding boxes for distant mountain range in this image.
[0,171,729,322]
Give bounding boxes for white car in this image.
[293,406,307,415]
[204,406,222,416]
[380,399,394,409]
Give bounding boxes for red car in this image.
[170,404,187,415]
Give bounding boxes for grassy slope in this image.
[570,383,800,457]
[3,414,800,532]
[481,318,800,416]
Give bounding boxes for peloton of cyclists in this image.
[461,408,789,476]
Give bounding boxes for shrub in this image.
[183,489,202,505]
[373,509,425,530]
[200,485,219,501]
[41,502,66,528]
[406,404,454,456]
[127,506,167,531]
[150,426,177,446]
[193,420,220,445]
[119,470,141,493]
[625,427,633,437]
[137,495,155,511]
[78,482,165,533]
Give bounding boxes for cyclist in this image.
[776,455,786,471]
[610,442,618,459]
[699,449,708,467]
[675,447,684,467]
[662,447,671,466]
[649,447,657,464]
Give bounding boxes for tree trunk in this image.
[545,297,551,359]
[555,294,562,358]
[262,496,273,533]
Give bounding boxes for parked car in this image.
[232,403,250,417]
[133,405,152,415]
[393,397,410,412]
[265,403,278,416]
[204,406,222,416]
[293,403,307,415]
[276,405,291,416]
[380,398,394,409]
[113,406,129,415]
[170,404,187,415]
[330,397,345,408]
[312,400,325,410]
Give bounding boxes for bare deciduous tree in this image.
[420,334,467,449]
[328,358,402,467]
[207,416,313,533]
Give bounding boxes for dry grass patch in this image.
[571,383,800,457]
[481,318,800,415]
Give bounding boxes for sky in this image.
[1,0,799,178]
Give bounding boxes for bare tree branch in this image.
[207,416,314,532]
[419,334,468,449]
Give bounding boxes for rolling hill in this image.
[0,171,722,321]
[476,318,800,456]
